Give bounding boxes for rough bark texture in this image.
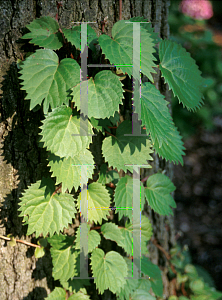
[0,0,173,299]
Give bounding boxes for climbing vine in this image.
[1,13,221,300]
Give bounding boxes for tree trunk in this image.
[0,0,174,299]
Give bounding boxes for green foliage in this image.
[119,215,152,256]
[139,82,185,164]
[16,15,217,300]
[90,248,128,294]
[168,245,222,300]
[63,24,98,52]
[145,173,176,215]
[21,16,63,50]
[75,224,101,252]
[40,106,93,158]
[76,182,111,224]
[159,39,204,111]
[98,20,157,81]
[48,150,94,193]
[102,120,153,173]
[19,50,80,113]
[141,257,163,297]
[18,177,76,237]
[169,2,222,137]
[114,175,145,221]
[72,70,124,119]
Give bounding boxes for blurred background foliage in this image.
[168,1,222,139]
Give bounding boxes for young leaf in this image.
[76,182,111,224]
[138,82,185,165]
[18,177,77,237]
[48,149,95,193]
[40,106,93,158]
[102,120,153,173]
[63,24,98,52]
[98,20,157,82]
[48,234,78,282]
[21,16,63,50]
[101,222,124,246]
[90,248,127,294]
[45,287,66,300]
[72,70,124,119]
[114,175,145,221]
[74,224,101,252]
[141,256,163,297]
[19,49,80,113]
[144,173,176,216]
[159,39,204,111]
[34,247,45,259]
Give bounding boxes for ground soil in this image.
[173,116,222,291]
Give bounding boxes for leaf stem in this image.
[0,234,41,248]
[123,88,132,93]
[119,0,122,21]
[105,131,116,138]
[52,184,62,196]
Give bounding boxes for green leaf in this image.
[19,49,80,113]
[139,82,185,165]
[116,257,152,300]
[21,16,63,50]
[98,20,157,82]
[76,182,111,224]
[106,170,120,185]
[145,173,176,215]
[141,257,163,297]
[98,164,108,185]
[9,236,16,247]
[48,149,95,193]
[129,16,161,44]
[44,287,66,300]
[48,234,78,282]
[34,247,45,258]
[18,177,76,237]
[72,70,124,119]
[40,106,93,158]
[101,222,124,246]
[63,24,98,52]
[102,120,153,173]
[90,248,128,294]
[114,175,146,221]
[60,252,91,293]
[190,279,205,292]
[131,289,156,300]
[159,39,204,111]
[120,215,152,256]
[89,117,112,133]
[74,224,101,252]
[68,289,91,300]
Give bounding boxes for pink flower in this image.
[180,0,213,20]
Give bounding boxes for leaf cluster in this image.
[17,15,205,299]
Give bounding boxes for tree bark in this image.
[0,0,174,299]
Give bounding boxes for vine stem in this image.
[151,238,177,274]
[0,234,41,248]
